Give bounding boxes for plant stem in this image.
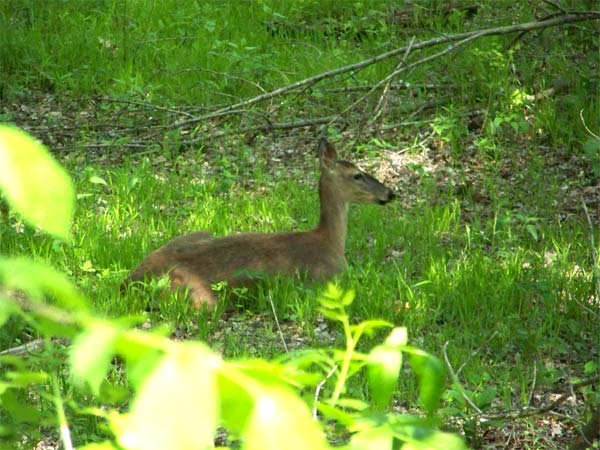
[330,315,355,405]
[52,373,74,450]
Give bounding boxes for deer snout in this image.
[378,190,395,205]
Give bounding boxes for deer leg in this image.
[170,267,216,309]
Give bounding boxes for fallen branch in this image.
[0,338,45,356]
[317,83,448,94]
[175,11,600,128]
[98,97,196,118]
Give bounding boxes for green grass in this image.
[1,144,597,446]
[2,144,595,363]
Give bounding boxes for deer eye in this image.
[353,173,363,180]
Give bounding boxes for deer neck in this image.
[316,174,348,255]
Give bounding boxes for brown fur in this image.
[123,139,395,307]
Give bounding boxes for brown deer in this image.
[123,138,395,307]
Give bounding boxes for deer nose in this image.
[378,190,395,205]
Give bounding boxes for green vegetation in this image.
[1,0,599,448]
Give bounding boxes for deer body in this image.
[124,139,395,307]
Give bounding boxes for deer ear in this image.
[318,138,337,168]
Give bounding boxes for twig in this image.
[442,341,483,414]
[84,142,150,149]
[247,116,340,134]
[0,338,44,356]
[527,362,537,408]
[267,293,288,353]
[318,83,447,94]
[371,36,416,125]
[336,28,493,126]
[380,119,435,130]
[175,12,600,128]
[580,109,600,140]
[97,97,195,118]
[312,364,338,420]
[52,373,74,450]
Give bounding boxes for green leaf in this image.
[318,307,346,322]
[243,383,329,450]
[0,125,74,239]
[340,289,355,306]
[0,298,18,328]
[379,415,468,450]
[5,371,49,386]
[526,224,538,241]
[366,328,408,410]
[89,175,108,186]
[349,427,393,450]
[0,389,42,423]
[70,322,120,395]
[115,343,219,450]
[115,334,164,390]
[0,355,26,371]
[234,358,312,389]
[367,344,402,410]
[217,369,255,434]
[584,360,599,375]
[335,398,369,411]
[79,443,119,450]
[385,327,408,347]
[350,319,393,338]
[0,257,88,312]
[316,403,355,427]
[583,138,600,155]
[400,430,467,450]
[404,347,445,415]
[318,298,343,310]
[473,387,497,409]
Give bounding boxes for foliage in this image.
[0,128,465,450]
[0,125,74,240]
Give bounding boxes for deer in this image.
[123,138,395,308]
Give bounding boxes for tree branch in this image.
[175,12,600,128]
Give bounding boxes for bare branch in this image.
[97,97,195,118]
[0,338,45,356]
[371,36,416,125]
[175,12,600,127]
